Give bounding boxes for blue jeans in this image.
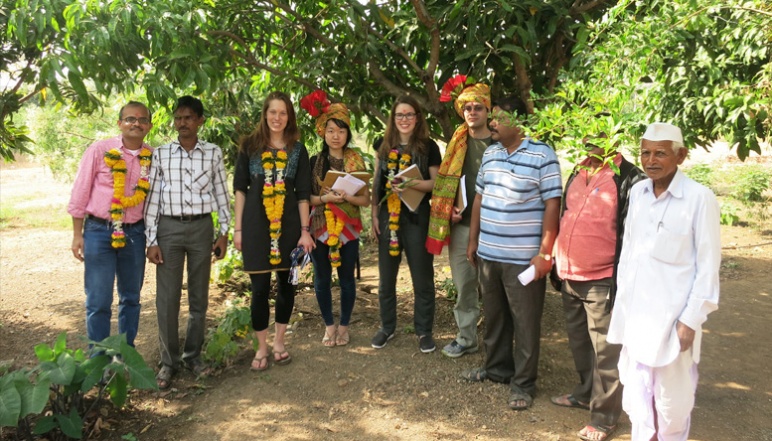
[311,239,359,326]
[83,218,146,346]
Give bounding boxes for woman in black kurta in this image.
[233,92,314,371]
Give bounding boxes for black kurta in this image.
[233,142,311,273]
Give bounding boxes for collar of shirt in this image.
[170,139,205,154]
[643,168,686,199]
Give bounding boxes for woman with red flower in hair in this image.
[301,91,371,347]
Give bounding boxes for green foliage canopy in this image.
[2,0,770,162]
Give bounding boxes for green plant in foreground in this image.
[0,333,157,440]
[440,277,459,302]
[203,297,255,367]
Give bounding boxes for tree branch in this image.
[570,0,610,16]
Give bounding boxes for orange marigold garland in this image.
[385,149,412,256]
[263,149,288,265]
[104,148,151,248]
[323,204,346,267]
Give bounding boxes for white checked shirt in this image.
[144,139,231,247]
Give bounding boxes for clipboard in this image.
[318,170,372,196]
[395,164,424,212]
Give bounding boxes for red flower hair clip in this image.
[439,74,476,103]
[300,90,331,117]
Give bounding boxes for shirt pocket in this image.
[192,170,210,191]
[650,227,692,265]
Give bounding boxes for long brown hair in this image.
[377,94,430,160]
[239,91,300,156]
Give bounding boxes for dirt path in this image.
[1,163,771,441]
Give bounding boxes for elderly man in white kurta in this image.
[608,122,720,441]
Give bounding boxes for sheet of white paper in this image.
[457,174,468,214]
[331,173,366,196]
[517,265,536,286]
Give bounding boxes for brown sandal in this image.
[335,329,350,346]
[322,330,337,347]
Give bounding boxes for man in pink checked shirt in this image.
[68,101,153,347]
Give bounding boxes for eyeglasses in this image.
[394,113,417,121]
[122,117,151,125]
[463,105,486,113]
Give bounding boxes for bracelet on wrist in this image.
[301,225,310,232]
[234,229,242,232]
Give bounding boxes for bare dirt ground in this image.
[1,161,771,441]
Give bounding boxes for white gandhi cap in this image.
[642,122,684,149]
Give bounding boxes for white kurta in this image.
[608,169,721,367]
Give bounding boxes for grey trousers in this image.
[448,224,480,348]
[479,258,545,395]
[155,216,213,368]
[561,278,623,427]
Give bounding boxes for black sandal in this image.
[460,367,488,382]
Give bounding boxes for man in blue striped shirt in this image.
[462,96,562,411]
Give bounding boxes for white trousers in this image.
[618,347,699,441]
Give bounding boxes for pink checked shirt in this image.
[555,153,622,281]
[68,136,153,224]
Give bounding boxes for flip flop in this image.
[250,354,270,372]
[273,350,292,366]
[578,424,616,441]
[551,394,590,410]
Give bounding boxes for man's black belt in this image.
[86,215,143,228]
[162,213,211,222]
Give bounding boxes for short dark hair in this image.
[492,96,528,118]
[119,101,151,120]
[174,95,204,117]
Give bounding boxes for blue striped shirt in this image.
[475,139,562,264]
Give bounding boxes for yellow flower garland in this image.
[324,203,346,267]
[386,149,411,256]
[104,148,151,248]
[263,149,288,265]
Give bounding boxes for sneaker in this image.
[418,334,436,353]
[371,330,395,349]
[441,340,479,358]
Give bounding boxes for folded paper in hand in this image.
[395,164,424,213]
[332,173,366,196]
[517,265,536,286]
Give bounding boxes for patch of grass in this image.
[0,196,70,230]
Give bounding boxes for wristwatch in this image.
[538,253,552,261]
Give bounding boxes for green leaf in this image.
[0,386,22,427]
[43,352,76,385]
[80,355,110,392]
[32,414,58,435]
[34,343,55,362]
[15,375,50,418]
[120,342,158,391]
[53,333,67,356]
[107,371,128,408]
[56,407,83,439]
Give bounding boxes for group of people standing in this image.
[68,77,720,441]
